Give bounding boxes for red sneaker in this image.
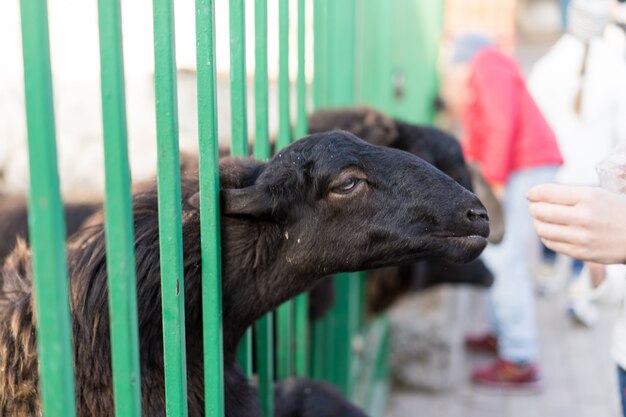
[465,333,498,355]
[471,359,542,391]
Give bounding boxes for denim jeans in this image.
[618,366,626,417]
[560,0,571,29]
[482,166,558,363]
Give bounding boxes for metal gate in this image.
[17,0,445,415]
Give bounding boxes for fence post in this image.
[293,0,310,379]
[97,0,143,415]
[228,0,254,378]
[195,0,226,416]
[252,0,275,415]
[19,1,77,416]
[275,0,295,381]
[152,0,189,415]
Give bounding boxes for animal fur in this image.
[0,132,488,417]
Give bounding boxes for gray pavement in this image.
[386,290,622,417]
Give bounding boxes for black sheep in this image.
[0,197,99,265]
[308,107,473,190]
[306,108,497,320]
[0,131,488,417]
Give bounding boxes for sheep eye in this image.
[332,177,361,194]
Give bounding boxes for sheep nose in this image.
[466,207,489,223]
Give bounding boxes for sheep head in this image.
[211,131,489,279]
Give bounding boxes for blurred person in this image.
[441,33,563,390]
[528,0,626,325]
[605,0,626,58]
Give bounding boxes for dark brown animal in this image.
[306,108,498,320]
[0,197,99,266]
[0,131,488,417]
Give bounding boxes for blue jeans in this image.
[482,166,558,363]
[560,0,571,29]
[618,366,626,417]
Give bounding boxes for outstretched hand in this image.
[527,184,626,265]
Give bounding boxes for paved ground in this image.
[385,289,622,417]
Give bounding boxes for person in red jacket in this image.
[441,33,563,390]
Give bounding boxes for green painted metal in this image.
[19,1,77,416]
[329,275,359,397]
[97,0,142,415]
[293,0,309,379]
[253,1,274,415]
[351,315,390,416]
[253,0,270,161]
[254,316,274,417]
[312,0,327,110]
[275,0,295,382]
[229,0,249,157]
[295,0,308,139]
[320,0,356,107]
[310,317,326,380]
[276,0,291,149]
[313,0,361,398]
[276,301,294,379]
[355,0,445,124]
[152,0,189,415]
[195,1,226,417]
[19,0,402,414]
[228,0,253,378]
[294,294,309,377]
[236,334,253,378]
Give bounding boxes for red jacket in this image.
[461,47,562,184]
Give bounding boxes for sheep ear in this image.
[220,186,275,218]
[188,192,201,209]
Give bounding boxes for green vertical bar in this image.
[326,0,356,106]
[276,0,291,149]
[229,0,253,378]
[254,0,270,160]
[293,0,309,378]
[329,274,360,397]
[314,0,359,396]
[253,1,274,415]
[195,1,225,417]
[19,2,77,417]
[229,0,249,156]
[236,334,252,377]
[275,0,294,381]
[312,0,327,110]
[152,0,188,416]
[323,311,336,381]
[295,0,307,139]
[97,0,142,415]
[276,300,294,379]
[294,295,309,377]
[254,316,274,417]
[311,318,326,380]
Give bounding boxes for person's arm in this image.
[470,61,519,185]
[527,184,626,264]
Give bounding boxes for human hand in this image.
[527,184,626,264]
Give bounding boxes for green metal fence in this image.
[17,0,406,416]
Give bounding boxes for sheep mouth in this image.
[437,234,488,247]
[429,234,489,263]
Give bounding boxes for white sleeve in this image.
[586,264,626,305]
[613,64,626,146]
